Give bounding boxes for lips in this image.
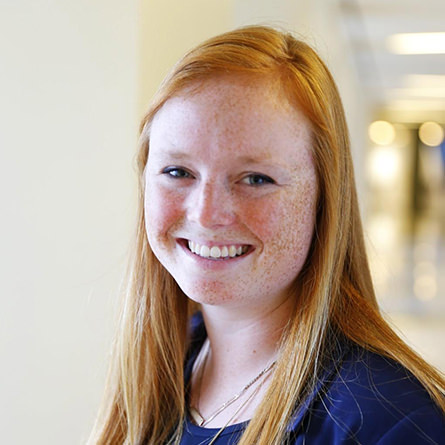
[187,240,249,259]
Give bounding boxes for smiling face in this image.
[144,75,318,314]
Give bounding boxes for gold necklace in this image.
[189,340,277,427]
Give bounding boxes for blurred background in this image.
[0,1,443,443]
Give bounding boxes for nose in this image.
[187,179,236,228]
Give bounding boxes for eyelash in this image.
[161,166,193,179]
[241,174,275,186]
[161,167,275,186]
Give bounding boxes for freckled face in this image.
[144,76,318,313]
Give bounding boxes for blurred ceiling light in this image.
[387,99,445,111]
[414,275,437,300]
[367,146,400,186]
[404,74,445,88]
[387,32,445,54]
[418,121,444,146]
[389,88,445,98]
[368,120,395,145]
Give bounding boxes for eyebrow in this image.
[155,150,192,160]
[152,150,273,164]
[236,154,273,163]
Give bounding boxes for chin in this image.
[174,278,244,307]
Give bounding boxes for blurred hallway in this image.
[340,0,445,371]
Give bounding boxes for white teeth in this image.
[187,241,248,260]
[200,245,210,258]
[210,246,221,258]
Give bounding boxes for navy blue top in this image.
[179,313,445,444]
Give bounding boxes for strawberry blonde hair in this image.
[89,25,445,444]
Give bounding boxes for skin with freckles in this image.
[144,74,318,318]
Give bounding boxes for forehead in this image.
[180,74,286,109]
[149,75,313,163]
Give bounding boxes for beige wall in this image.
[0,1,138,443]
[139,0,234,114]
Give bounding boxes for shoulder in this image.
[292,344,445,444]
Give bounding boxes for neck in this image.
[189,295,295,427]
[201,294,294,379]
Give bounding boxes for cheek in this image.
[243,183,317,250]
[144,183,183,239]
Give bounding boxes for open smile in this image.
[183,239,251,260]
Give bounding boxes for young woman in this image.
[89,26,445,444]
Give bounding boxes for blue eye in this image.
[242,174,275,186]
[162,167,192,178]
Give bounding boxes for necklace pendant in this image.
[189,406,206,426]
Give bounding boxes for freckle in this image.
[253,350,257,354]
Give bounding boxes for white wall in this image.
[0,1,138,444]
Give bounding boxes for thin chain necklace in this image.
[189,339,277,428]
[205,383,263,445]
